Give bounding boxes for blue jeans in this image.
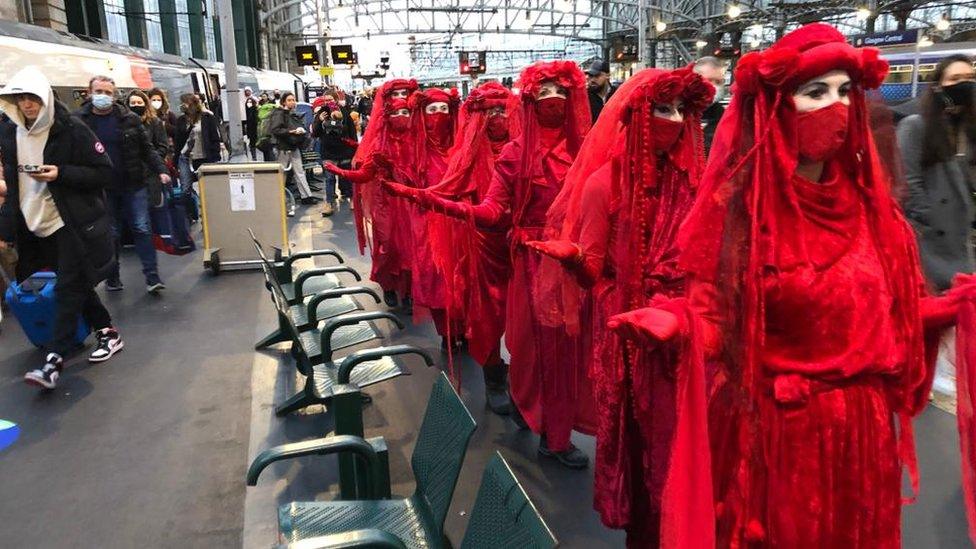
[323,169,339,203]
[106,187,159,283]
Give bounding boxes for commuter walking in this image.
[243,86,259,160]
[77,76,170,294]
[585,60,616,122]
[269,92,318,204]
[174,93,221,192]
[0,66,124,389]
[148,87,178,144]
[897,53,976,292]
[128,90,172,207]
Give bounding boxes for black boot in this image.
[510,398,529,430]
[538,435,589,470]
[383,290,399,308]
[401,295,413,315]
[482,361,511,416]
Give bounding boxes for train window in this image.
[885,65,913,84]
[918,63,937,81]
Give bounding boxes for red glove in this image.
[427,194,471,218]
[324,161,371,183]
[608,307,680,344]
[383,180,421,201]
[525,240,581,264]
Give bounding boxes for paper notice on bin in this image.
[229,172,256,211]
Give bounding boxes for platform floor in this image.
[0,201,970,548]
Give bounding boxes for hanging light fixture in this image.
[727,4,742,19]
[655,20,667,33]
[935,14,951,31]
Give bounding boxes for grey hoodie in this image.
[0,66,63,237]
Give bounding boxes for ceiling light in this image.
[655,20,667,33]
[727,4,742,19]
[855,7,871,20]
[935,15,950,31]
[696,39,708,48]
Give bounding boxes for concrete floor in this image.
[0,201,971,548]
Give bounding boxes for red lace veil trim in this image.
[534,67,713,335]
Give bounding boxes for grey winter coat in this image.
[897,114,975,291]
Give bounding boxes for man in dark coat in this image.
[76,75,169,293]
[243,86,259,160]
[585,59,616,123]
[693,56,728,153]
[0,66,124,390]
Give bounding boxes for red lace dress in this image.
[465,128,592,451]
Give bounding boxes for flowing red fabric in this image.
[667,23,938,548]
[424,82,522,364]
[958,298,976,544]
[352,79,420,255]
[407,88,461,330]
[344,84,421,295]
[532,67,713,546]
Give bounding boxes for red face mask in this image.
[652,117,684,152]
[535,96,567,128]
[795,101,849,162]
[388,115,411,133]
[424,111,452,144]
[485,115,509,142]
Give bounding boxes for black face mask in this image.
[942,81,976,109]
[129,105,146,116]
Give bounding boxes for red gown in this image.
[410,147,452,332]
[464,128,593,450]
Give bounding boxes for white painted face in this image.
[792,70,852,113]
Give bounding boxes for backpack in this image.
[256,103,277,148]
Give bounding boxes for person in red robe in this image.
[607,24,976,548]
[407,81,522,414]
[389,61,593,468]
[325,79,420,305]
[406,88,462,346]
[525,67,714,547]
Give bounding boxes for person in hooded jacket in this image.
[128,89,171,198]
[0,66,124,390]
[76,75,170,294]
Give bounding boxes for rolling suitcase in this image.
[4,271,89,348]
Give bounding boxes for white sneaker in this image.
[89,328,124,363]
[24,353,63,390]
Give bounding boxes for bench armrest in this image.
[321,312,404,360]
[295,266,362,296]
[337,345,434,384]
[285,249,344,270]
[307,286,381,323]
[280,530,407,549]
[246,435,382,497]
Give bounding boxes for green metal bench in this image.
[274,452,558,549]
[248,373,477,547]
[249,229,355,306]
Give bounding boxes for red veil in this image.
[534,67,712,538]
[351,79,420,254]
[668,23,932,547]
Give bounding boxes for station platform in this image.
[0,202,970,548]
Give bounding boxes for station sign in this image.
[332,45,357,65]
[852,29,919,48]
[295,45,320,66]
[319,66,335,77]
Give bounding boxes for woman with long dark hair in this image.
[174,94,221,192]
[128,89,171,206]
[897,54,976,292]
[148,87,178,143]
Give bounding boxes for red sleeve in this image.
[686,278,723,359]
[468,140,520,227]
[574,164,613,287]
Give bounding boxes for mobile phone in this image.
[21,164,42,174]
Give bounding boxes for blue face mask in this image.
[91,94,113,110]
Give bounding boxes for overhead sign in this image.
[852,29,919,48]
[331,44,357,65]
[319,66,335,76]
[459,51,486,75]
[295,45,319,67]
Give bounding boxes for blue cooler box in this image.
[4,271,89,348]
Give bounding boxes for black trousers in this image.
[16,227,113,357]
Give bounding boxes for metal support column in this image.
[158,0,180,54]
[637,0,648,67]
[219,0,244,158]
[123,0,147,47]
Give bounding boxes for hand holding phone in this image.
[31,165,58,182]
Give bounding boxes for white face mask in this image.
[151,100,163,110]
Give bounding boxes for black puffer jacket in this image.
[75,102,166,192]
[268,107,309,151]
[0,102,116,282]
